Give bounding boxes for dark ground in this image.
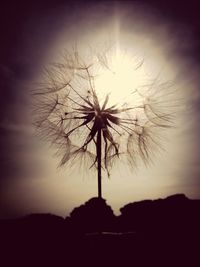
[0,194,200,266]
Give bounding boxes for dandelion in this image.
[33,45,176,198]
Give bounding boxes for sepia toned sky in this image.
[0,0,200,219]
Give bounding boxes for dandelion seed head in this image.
[33,45,178,177]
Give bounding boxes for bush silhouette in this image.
[119,194,200,233]
[70,197,116,233]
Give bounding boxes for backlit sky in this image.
[0,1,200,219]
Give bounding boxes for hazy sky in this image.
[1,1,200,219]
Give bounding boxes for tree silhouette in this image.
[33,46,175,198]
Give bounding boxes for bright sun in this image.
[94,49,147,106]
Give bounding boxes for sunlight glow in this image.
[27,1,192,218]
[95,49,147,106]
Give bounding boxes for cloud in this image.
[0,121,45,180]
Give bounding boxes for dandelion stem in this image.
[97,129,102,199]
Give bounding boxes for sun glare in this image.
[95,49,146,107]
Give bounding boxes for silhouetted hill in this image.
[69,197,116,232]
[0,194,199,266]
[119,194,200,233]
